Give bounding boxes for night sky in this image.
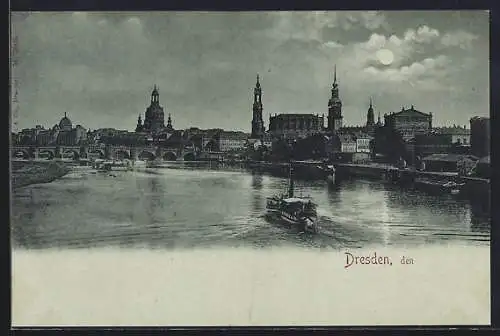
[11,11,489,132]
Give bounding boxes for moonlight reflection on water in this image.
[11,165,490,250]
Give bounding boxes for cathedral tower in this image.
[327,65,343,132]
[366,97,375,127]
[251,74,265,138]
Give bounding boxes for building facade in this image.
[218,131,249,152]
[247,133,273,150]
[470,117,490,158]
[433,126,471,146]
[251,75,265,139]
[327,65,343,132]
[355,132,372,153]
[384,105,432,141]
[414,133,454,156]
[338,134,357,153]
[268,113,324,139]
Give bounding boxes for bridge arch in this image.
[183,152,196,161]
[12,149,30,159]
[39,150,55,160]
[62,149,80,160]
[115,149,131,160]
[138,150,156,161]
[163,151,177,161]
[89,149,105,159]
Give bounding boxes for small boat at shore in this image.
[92,159,132,172]
[414,178,465,195]
[266,164,319,233]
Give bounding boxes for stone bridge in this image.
[10,145,224,162]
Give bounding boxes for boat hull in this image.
[266,209,318,233]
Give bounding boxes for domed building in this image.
[59,112,73,131]
[136,85,170,134]
[50,112,87,146]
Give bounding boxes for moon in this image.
[376,48,394,66]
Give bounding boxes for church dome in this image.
[59,112,72,130]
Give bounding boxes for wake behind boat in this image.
[266,163,319,233]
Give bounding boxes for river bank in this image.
[11,160,72,189]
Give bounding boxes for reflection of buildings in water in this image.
[134,175,165,226]
[148,175,162,193]
[251,174,264,212]
[385,189,468,214]
[326,181,342,205]
[251,173,263,190]
[267,178,288,194]
[377,198,391,246]
[251,193,262,213]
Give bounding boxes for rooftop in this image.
[386,106,432,117]
[270,113,324,118]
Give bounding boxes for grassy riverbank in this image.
[11,160,72,189]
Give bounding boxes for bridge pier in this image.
[130,148,139,161]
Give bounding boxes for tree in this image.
[271,138,292,162]
[373,126,407,163]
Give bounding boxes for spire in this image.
[254,73,262,104]
[369,96,373,109]
[64,112,67,118]
[135,114,143,132]
[252,74,264,138]
[166,113,173,130]
[334,64,337,85]
[151,84,160,104]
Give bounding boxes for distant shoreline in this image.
[11,160,72,189]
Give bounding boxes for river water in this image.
[11,163,490,250]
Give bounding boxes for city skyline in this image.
[11,11,489,132]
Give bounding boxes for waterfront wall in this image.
[335,162,490,200]
[246,161,329,180]
[335,163,396,180]
[11,160,71,189]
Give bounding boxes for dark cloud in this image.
[11,11,489,132]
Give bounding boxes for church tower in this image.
[135,114,143,132]
[166,113,174,132]
[143,85,165,133]
[366,97,375,127]
[251,74,265,138]
[327,65,343,132]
